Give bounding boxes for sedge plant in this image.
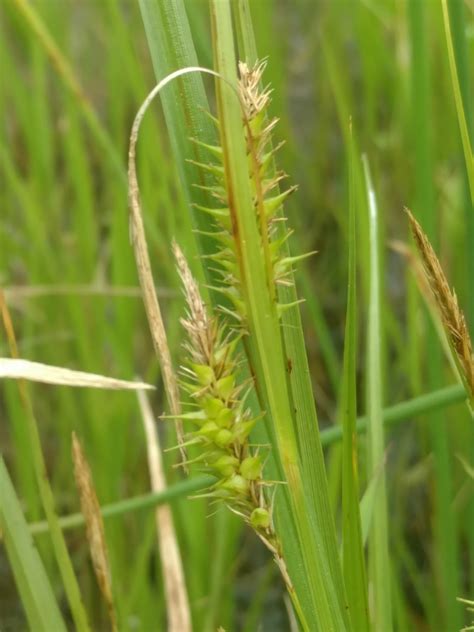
[2,0,473,630]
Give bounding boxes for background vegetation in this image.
[1,0,473,630]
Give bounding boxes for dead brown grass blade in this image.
[136,389,191,632]
[126,67,228,463]
[406,209,474,406]
[71,433,117,632]
[128,95,183,455]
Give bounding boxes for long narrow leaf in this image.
[210,4,349,630]
[0,457,67,632]
[341,129,369,631]
[0,293,91,632]
[440,0,474,203]
[363,156,393,631]
[138,0,217,271]
[232,3,349,623]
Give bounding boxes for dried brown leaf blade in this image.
[137,389,191,632]
[0,358,153,390]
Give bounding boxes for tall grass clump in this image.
[1,0,473,630]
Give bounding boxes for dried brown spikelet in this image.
[72,433,117,632]
[406,208,474,398]
[172,240,214,362]
[238,59,271,120]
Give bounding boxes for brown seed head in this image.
[72,433,117,631]
[406,208,474,396]
[238,59,271,120]
[172,241,214,363]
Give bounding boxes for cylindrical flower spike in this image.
[187,60,310,323]
[172,242,280,547]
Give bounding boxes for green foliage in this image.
[0,457,67,632]
[340,129,369,632]
[1,0,473,630]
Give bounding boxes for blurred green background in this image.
[1,1,473,630]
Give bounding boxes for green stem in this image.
[322,384,465,447]
[29,475,214,535]
[28,384,466,536]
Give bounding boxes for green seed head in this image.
[250,507,271,530]
[192,364,215,386]
[215,375,235,400]
[232,419,257,443]
[240,456,262,480]
[198,421,219,441]
[214,428,234,448]
[211,455,240,477]
[202,397,225,419]
[221,474,249,496]
[216,406,233,428]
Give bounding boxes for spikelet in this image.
[71,433,117,632]
[171,243,293,589]
[406,209,474,406]
[190,60,305,320]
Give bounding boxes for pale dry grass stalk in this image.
[0,358,153,390]
[71,433,117,632]
[128,103,183,451]
[406,209,474,405]
[136,389,191,632]
[126,67,224,423]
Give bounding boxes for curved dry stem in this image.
[127,66,235,632]
[127,66,232,446]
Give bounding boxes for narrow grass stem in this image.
[29,475,215,535]
[27,384,466,536]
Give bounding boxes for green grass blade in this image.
[0,298,91,632]
[409,4,463,626]
[12,0,125,183]
[138,0,218,272]
[341,130,369,632]
[0,456,67,632]
[447,0,474,329]
[440,0,474,203]
[232,3,349,621]
[210,3,349,629]
[363,156,392,632]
